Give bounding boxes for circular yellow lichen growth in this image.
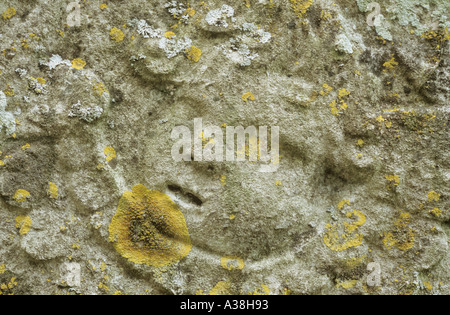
[13,189,31,202]
[110,27,125,42]
[108,184,192,267]
[71,58,86,70]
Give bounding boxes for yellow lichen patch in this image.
[0,264,5,274]
[336,279,357,289]
[71,58,86,70]
[21,143,30,151]
[164,31,176,39]
[337,200,350,210]
[242,92,255,102]
[382,213,416,251]
[323,210,366,252]
[15,216,32,235]
[110,27,125,42]
[338,88,351,99]
[329,100,339,116]
[320,83,333,96]
[93,82,108,96]
[427,191,440,202]
[290,0,313,18]
[249,284,270,295]
[383,56,398,72]
[429,208,443,218]
[423,281,433,291]
[385,174,400,186]
[220,175,226,186]
[13,189,31,203]
[220,256,245,271]
[2,8,16,20]
[104,146,117,162]
[356,139,364,147]
[209,280,232,295]
[48,182,58,199]
[0,160,5,167]
[186,46,202,63]
[108,184,192,267]
[99,3,108,10]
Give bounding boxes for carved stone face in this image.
[0,0,448,295]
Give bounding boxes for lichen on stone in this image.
[108,184,192,267]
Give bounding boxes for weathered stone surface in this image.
[0,0,449,295]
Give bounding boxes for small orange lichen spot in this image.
[2,8,16,20]
[99,3,108,10]
[104,146,117,162]
[13,189,31,203]
[48,182,58,199]
[21,143,30,151]
[110,27,125,42]
[71,58,86,70]
[15,216,32,235]
[164,31,176,39]
[242,92,255,102]
[108,184,192,267]
[220,256,245,271]
[427,191,440,202]
[186,46,202,62]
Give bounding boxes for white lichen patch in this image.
[221,38,259,66]
[42,54,71,70]
[240,23,272,44]
[0,91,15,136]
[68,101,103,123]
[158,36,192,58]
[205,4,236,28]
[133,19,162,39]
[335,33,354,54]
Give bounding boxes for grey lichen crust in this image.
[0,0,449,295]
